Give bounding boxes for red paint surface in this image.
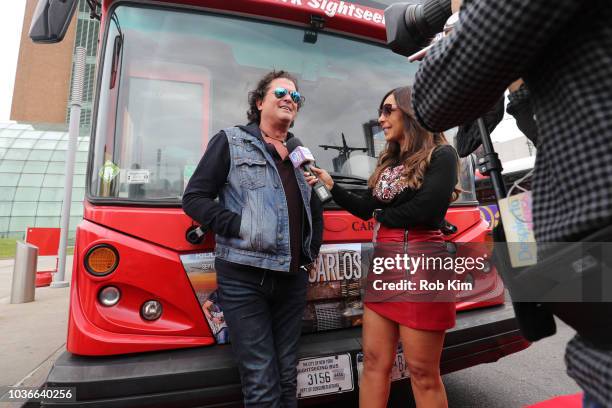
[26,227,60,256]
[525,393,582,408]
[26,227,60,286]
[35,272,53,287]
[68,219,214,355]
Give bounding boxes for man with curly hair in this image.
[183,70,323,407]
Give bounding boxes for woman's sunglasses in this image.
[378,104,399,117]
[273,87,304,106]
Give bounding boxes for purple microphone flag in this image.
[289,146,315,168]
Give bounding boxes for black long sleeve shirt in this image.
[331,145,458,230]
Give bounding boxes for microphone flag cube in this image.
[289,146,315,168]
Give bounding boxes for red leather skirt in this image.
[366,224,456,331]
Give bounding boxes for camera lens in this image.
[385,0,452,57]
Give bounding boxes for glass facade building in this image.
[0,122,89,239]
[0,1,100,240]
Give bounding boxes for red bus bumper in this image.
[42,301,528,407]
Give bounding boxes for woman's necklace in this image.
[260,128,287,145]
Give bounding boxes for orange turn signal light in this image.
[85,245,119,276]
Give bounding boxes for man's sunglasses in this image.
[378,104,399,117]
[273,87,304,105]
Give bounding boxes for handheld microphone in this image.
[286,137,332,204]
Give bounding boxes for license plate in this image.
[356,345,410,382]
[296,354,354,398]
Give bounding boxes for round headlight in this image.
[85,245,119,276]
[141,300,163,321]
[98,286,121,306]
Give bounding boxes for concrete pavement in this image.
[0,256,73,407]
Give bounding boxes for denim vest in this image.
[214,126,313,272]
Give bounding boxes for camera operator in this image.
[410,1,612,406]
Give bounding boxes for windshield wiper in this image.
[146,196,182,200]
[329,173,368,186]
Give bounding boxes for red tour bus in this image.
[31,0,529,405]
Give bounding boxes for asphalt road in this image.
[386,318,581,408]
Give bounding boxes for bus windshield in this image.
[90,4,476,204]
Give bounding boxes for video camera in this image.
[384,0,453,58]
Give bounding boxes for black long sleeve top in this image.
[331,145,458,230]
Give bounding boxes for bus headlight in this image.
[98,286,121,306]
[141,300,162,321]
[85,245,119,276]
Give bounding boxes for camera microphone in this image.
[285,137,332,204]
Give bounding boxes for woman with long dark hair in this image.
[307,86,459,407]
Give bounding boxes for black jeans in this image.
[217,269,308,408]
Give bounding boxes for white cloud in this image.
[0,1,27,122]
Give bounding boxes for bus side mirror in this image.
[29,0,78,43]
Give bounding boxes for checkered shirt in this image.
[411,0,612,404]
